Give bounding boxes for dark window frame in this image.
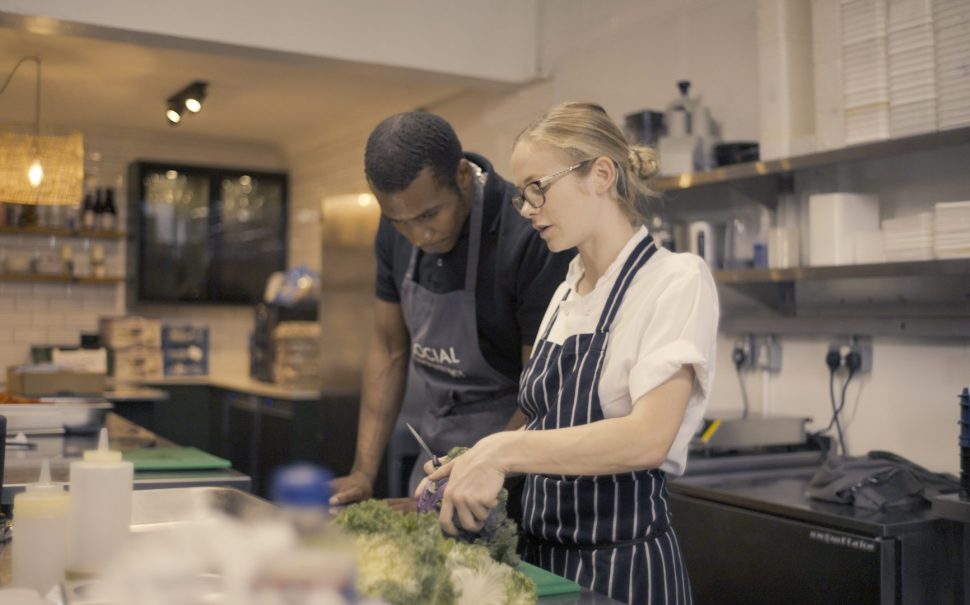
[129,161,288,305]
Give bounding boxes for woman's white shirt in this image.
[531,226,719,476]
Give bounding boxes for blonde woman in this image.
[419,102,718,604]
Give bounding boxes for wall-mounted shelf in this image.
[0,226,126,239]
[0,274,123,285]
[713,258,970,284]
[717,259,970,338]
[652,126,970,192]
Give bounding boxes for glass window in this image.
[132,162,287,304]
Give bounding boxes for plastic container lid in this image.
[24,459,64,497]
[271,463,333,507]
[82,428,122,464]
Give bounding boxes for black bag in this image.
[807,450,960,511]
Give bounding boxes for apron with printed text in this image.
[401,171,519,491]
[519,234,692,605]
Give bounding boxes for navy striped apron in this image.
[519,234,693,605]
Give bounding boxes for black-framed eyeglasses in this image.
[512,159,593,212]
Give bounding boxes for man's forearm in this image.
[352,337,409,482]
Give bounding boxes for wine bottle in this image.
[101,187,117,231]
[92,188,105,231]
[82,192,96,230]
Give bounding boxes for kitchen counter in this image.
[2,412,250,505]
[111,374,351,401]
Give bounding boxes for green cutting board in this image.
[516,561,582,597]
[123,447,232,471]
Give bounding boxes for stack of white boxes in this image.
[933,201,970,258]
[934,0,970,128]
[889,0,938,136]
[881,212,935,260]
[757,0,817,160]
[814,0,846,150]
[100,317,163,382]
[842,0,892,144]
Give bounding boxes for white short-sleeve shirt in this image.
[531,227,719,475]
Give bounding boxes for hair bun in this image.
[629,146,659,180]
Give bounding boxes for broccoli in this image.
[335,500,536,605]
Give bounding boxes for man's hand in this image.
[329,471,374,506]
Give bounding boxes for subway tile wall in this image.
[0,124,286,376]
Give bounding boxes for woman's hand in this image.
[415,435,509,535]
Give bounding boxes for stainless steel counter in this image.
[2,413,250,505]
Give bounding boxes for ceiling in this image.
[0,22,489,153]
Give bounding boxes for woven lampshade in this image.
[0,125,84,206]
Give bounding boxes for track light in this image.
[165,80,208,125]
[166,101,182,125]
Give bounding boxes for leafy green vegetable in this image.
[415,446,521,566]
[335,500,536,605]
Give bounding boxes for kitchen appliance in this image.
[671,436,965,604]
[623,109,665,147]
[657,80,718,175]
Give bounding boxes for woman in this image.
[418,102,718,604]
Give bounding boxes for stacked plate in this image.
[889,0,937,136]
[933,201,970,258]
[934,0,970,128]
[843,0,891,143]
[882,212,935,260]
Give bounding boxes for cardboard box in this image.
[100,316,162,349]
[110,347,163,381]
[7,365,106,396]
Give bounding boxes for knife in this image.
[405,422,441,468]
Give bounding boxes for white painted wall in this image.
[290,0,970,474]
[0,0,539,84]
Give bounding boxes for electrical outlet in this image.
[826,337,873,374]
[847,336,873,374]
[732,335,757,370]
[754,335,782,372]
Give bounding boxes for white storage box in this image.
[809,193,881,265]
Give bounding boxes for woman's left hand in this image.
[426,435,508,535]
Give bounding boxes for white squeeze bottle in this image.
[68,428,134,577]
[12,459,71,595]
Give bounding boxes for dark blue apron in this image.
[519,234,693,605]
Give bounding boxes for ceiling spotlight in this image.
[182,81,207,113]
[165,80,208,125]
[166,101,182,125]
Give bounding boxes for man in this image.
[330,111,573,506]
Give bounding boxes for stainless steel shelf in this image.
[652,126,970,192]
[713,259,970,284]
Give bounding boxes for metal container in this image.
[1,399,113,435]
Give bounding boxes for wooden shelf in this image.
[652,125,970,192]
[0,226,126,239]
[0,273,123,285]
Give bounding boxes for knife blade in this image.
[405,422,441,468]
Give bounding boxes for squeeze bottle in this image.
[68,428,134,576]
[12,459,70,595]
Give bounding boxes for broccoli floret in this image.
[447,542,536,605]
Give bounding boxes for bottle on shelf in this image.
[252,463,358,604]
[101,187,117,232]
[12,459,71,596]
[92,188,105,231]
[81,192,96,231]
[68,428,134,578]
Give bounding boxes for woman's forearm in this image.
[490,366,694,477]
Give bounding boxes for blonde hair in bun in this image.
[514,101,660,224]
